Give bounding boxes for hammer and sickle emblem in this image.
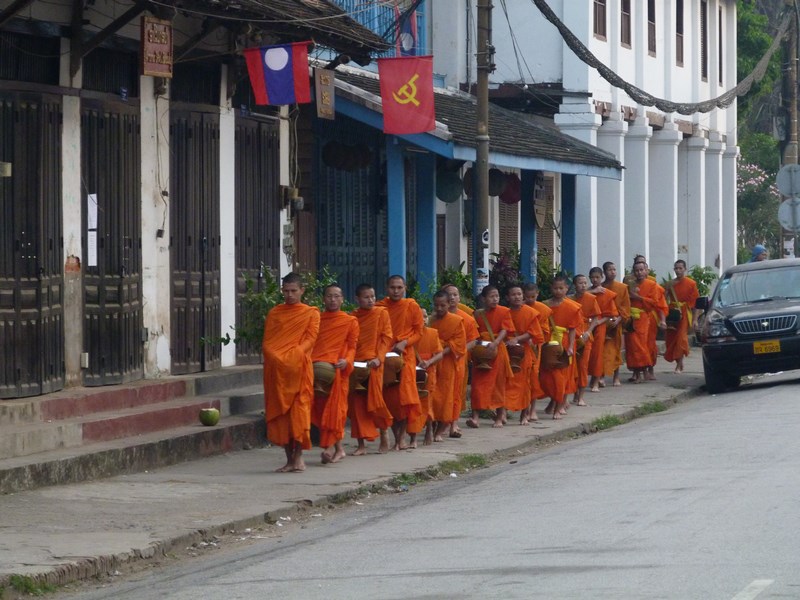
[392,73,421,106]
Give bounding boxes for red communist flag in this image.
[378,56,435,135]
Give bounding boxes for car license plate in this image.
[753,340,781,354]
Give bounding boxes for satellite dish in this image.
[436,170,463,203]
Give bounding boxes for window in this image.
[700,1,708,80]
[594,0,607,40]
[676,0,684,66]
[621,0,631,47]
[647,0,656,55]
[718,7,723,84]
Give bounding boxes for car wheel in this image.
[703,357,728,394]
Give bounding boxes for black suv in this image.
[696,258,800,394]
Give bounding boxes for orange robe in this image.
[505,305,544,411]
[571,293,602,389]
[377,297,424,431]
[456,308,480,414]
[527,300,552,400]
[588,288,618,378]
[431,312,467,422]
[539,299,582,403]
[625,278,664,370]
[664,276,699,363]
[646,281,669,365]
[262,303,320,449]
[471,306,515,411]
[349,307,394,441]
[602,281,631,376]
[311,311,359,448]
[407,326,443,433]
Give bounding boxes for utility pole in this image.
[473,0,494,298]
[780,2,799,257]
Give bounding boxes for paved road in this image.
[64,372,800,599]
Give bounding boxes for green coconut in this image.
[199,407,220,426]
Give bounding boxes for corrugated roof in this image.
[333,68,622,172]
[165,0,390,64]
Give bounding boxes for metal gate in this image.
[234,114,280,364]
[80,98,144,386]
[170,107,221,374]
[0,91,64,398]
[316,118,387,296]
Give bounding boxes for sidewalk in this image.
[0,353,705,589]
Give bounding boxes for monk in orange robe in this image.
[569,274,602,407]
[429,290,468,441]
[376,275,424,450]
[663,259,700,373]
[349,284,394,455]
[587,266,619,392]
[625,261,667,383]
[541,276,583,419]
[601,261,631,386]
[505,285,544,425]
[262,272,320,473]
[523,282,552,422]
[311,285,358,465]
[631,257,669,380]
[408,312,443,448]
[443,284,479,437]
[466,285,514,428]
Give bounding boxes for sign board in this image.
[778,197,800,232]
[314,69,335,120]
[776,164,800,197]
[141,16,173,78]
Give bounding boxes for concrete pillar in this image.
[647,122,681,279]
[683,135,708,269]
[278,106,292,277]
[415,152,437,291]
[59,38,83,387]
[721,145,739,271]
[554,102,601,271]
[218,65,236,367]
[705,132,724,271]
[597,112,628,270]
[386,136,407,277]
[139,77,172,377]
[444,194,467,268]
[623,117,652,268]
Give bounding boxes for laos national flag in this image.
[244,42,311,106]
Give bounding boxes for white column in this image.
[554,102,600,271]
[623,116,652,268]
[445,195,467,267]
[597,112,627,269]
[140,78,172,377]
[648,122,681,279]
[279,106,292,277]
[721,145,739,271]
[219,65,237,367]
[705,132,724,270]
[684,135,708,268]
[60,38,83,386]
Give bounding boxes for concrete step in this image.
[0,413,266,494]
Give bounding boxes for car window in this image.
[716,267,800,307]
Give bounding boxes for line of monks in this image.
[261,256,700,473]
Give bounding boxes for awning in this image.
[329,66,623,180]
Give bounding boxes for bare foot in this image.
[290,463,306,473]
[590,386,600,392]
[576,400,587,406]
[379,431,389,453]
[395,443,409,451]
[353,446,367,456]
[674,367,683,374]
[407,441,417,449]
[598,380,606,388]
[558,407,567,415]
[321,451,332,464]
[331,448,346,463]
[519,417,529,426]
[433,435,443,443]
[552,413,563,420]
[645,373,657,381]
[492,420,504,428]
[465,418,479,429]
[612,378,622,387]
[530,412,539,422]
[275,463,293,473]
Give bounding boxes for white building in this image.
[432,0,738,278]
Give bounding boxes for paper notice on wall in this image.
[87,231,98,267]
[87,193,98,230]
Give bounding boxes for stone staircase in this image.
[0,367,265,494]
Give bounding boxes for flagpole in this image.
[473,0,493,299]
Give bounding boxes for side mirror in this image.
[695,297,708,311]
